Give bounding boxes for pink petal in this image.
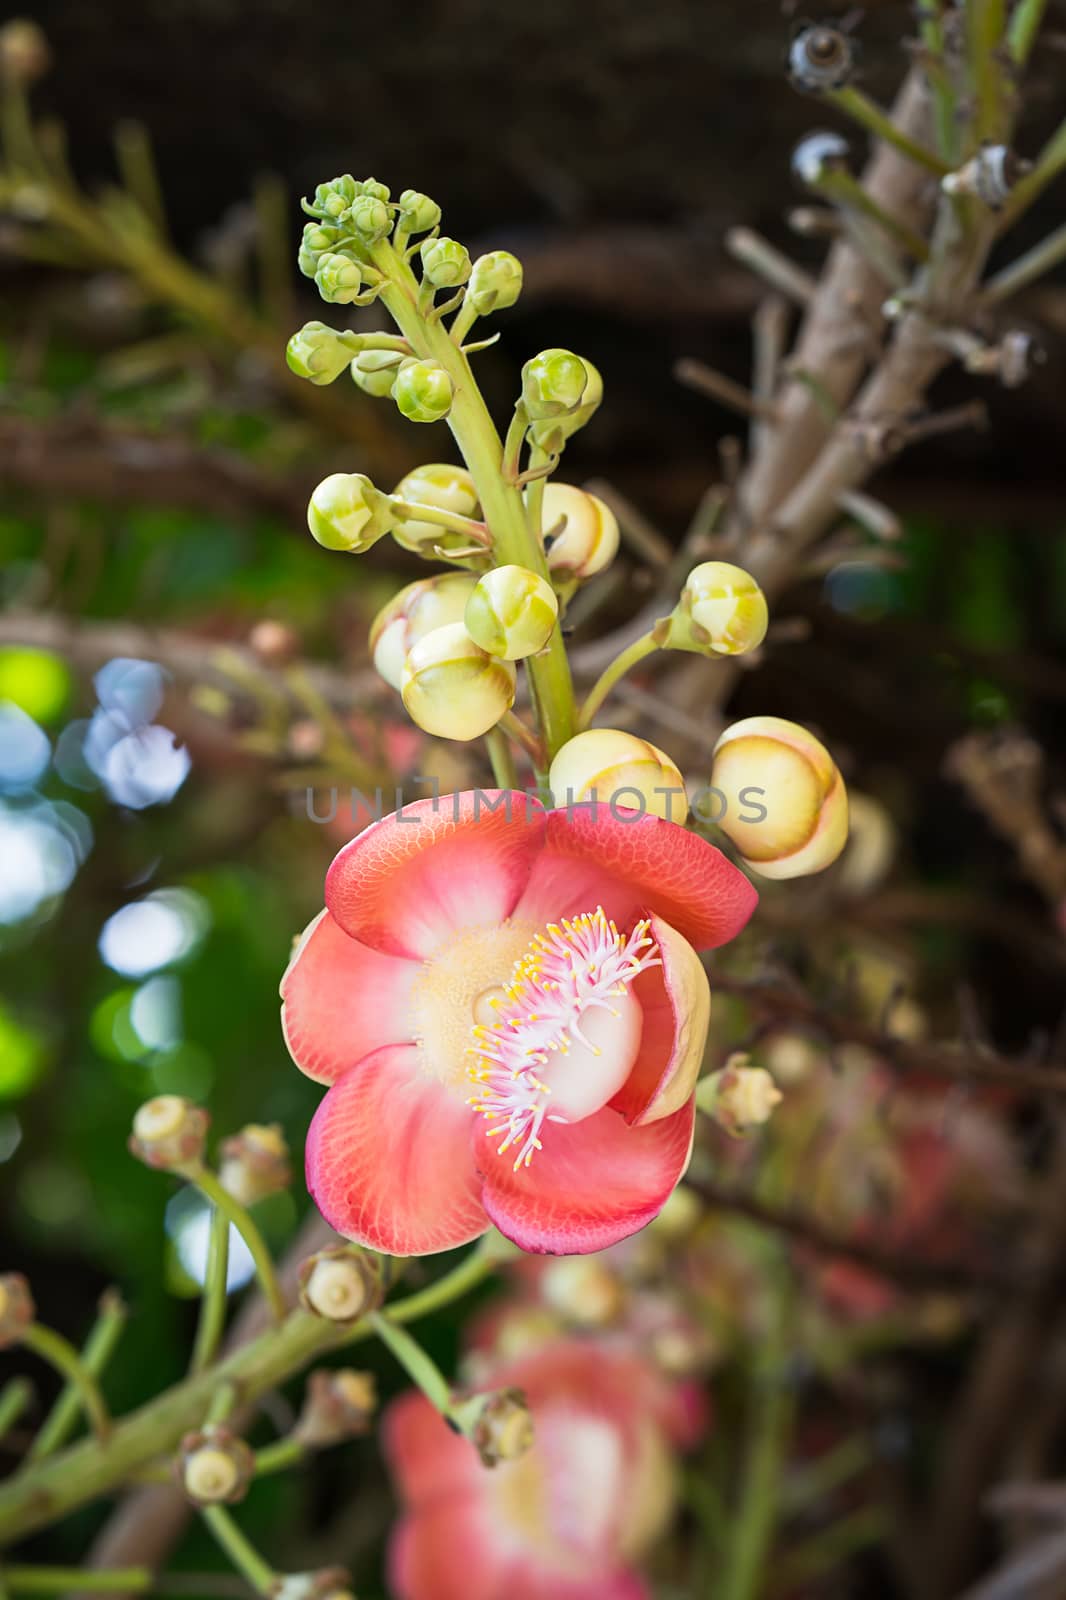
[389,1499,509,1600]
[611,916,711,1126]
[383,1389,485,1507]
[280,910,418,1084]
[538,807,757,951]
[476,1100,696,1255]
[306,1044,489,1255]
[325,790,546,958]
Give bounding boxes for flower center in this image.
[466,907,660,1170]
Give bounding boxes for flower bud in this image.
[249,619,299,667]
[129,1096,208,1173]
[402,623,516,741]
[313,252,364,305]
[942,145,1019,209]
[699,1055,783,1137]
[540,1257,624,1328]
[661,562,769,657]
[548,728,688,824]
[521,349,589,420]
[350,349,404,398]
[298,222,345,278]
[370,573,478,690]
[709,714,848,878]
[0,1273,34,1348]
[218,1123,291,1206]
[465,251,524,316]
[299,1246,385,1322]
[0,19,51,84]
[762,1030,822,1086]
[309,174,359,220]
[286,321,352,386]
[452,1387,534,1468]
[178,1425,255,1506]
[464,565,558,660]
[529,359,604,453]
[307,473,393,553]
[390,463,479,555]
[294,1368,377,1447]
[788,24,855,92]
[420,236,471,288]
[792,130,851,187]
[393,359,454,424]
[359,176,391,204]
[348,193,391,241]
[397,189,442,234]
[540,482,619,579]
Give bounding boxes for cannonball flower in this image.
[281,791,757,1255]
[383,1337,698,1600]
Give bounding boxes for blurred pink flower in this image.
[282,789,756,1255]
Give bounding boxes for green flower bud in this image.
[402,622,516,740]
[420,236,472,288]
[298,222,344,278]
[660,562,769,656]
[541,482,619,579]
[307,473,394,553]
[350,349,404,398]
[465,565,558,660]
[398,189,442,234]
[530,358,603,452]
[286,322,353,386]
[521,348,589,421]
[310,175,359,220]
[313,252,364,305]
[349,194,391,241]
[391,462,479,555]
[359,176,391,204]
[370,573,478,690]
[394,358,454,424]
[466,251,524,316]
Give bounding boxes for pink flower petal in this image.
[325,790,546,958]
[389,1498,509,1600]
[306,1044,489,1255]
[383,1389,485,1507]
[611,916,711,1126]
[280,910,419,1084]
[476,1100,696,1255]
[539,807,757,951]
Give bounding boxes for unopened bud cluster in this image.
[299,1246,385,1323]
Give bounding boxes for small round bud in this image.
[313,252,364,305]
[129,1096,208,1173]
[299,1246,385,1322]
[521,348,589,420]
[178,1426,255,1506]
[941,144,1019,209]
[390,463,479,555]
[540,482,619,580]
[699,1056,783,1137]
[249,619,299,667]
[452,1387,534,1468]
[309,175,359,220]
[0,19,51,83]
[419,236,472,288]
[464,565,558,660]
[298,222,345,278]
[393,358,455,424]
[359,176,391,204]
[294,1368,378,1447]
[788,25,855,92]
[349,193,391,241]
[792,130,851,187]
[661,562,769,657]
[465,251,524,316]
[0,1273,35,1348]
[397,189,442,234]
[549,728,688,824]
[529,358,604,453]
[370,573,478,691]
[350,349,404,398]
[709,714,848,878]
[218,1123,292,1206]
[402,623,516,741]
[307,472,393,554]
[286,322,352,386]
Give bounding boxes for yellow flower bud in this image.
[393,358,454,424]
[464,565,558,660]
[401,623,516,741]
[451,1387,534,1468]
[0,1272,35,1348]
[307,473,393,553]
[548,728,688,824]
[662,562,769,656]
[294,1368,378,1447]
[529,359,603,453]
[299,1246,385,1322]
[390,463,479,556]
[541,483,619,580]
[218,1123,292,1206]
[370,573,478,690]
[698,1054,783,1137]
[129,1095,208,1174]
[709,715,848,879]
[178,1426,255,1506]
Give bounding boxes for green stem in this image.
[369,1312,454,1415]
[388,498,491,546]
[578,631,661,729]
[1007,0,1048,63]
[30,1292,127,1460]
[818,170,931,261]
[0,1569,150,1595]
[498,710,544,767]
[919,4,960,164]
[190,1168,286,1325]
[966,0,1008,144]
[19,1325,111,1444]
[1004,119,1066,224]
[984,221,1066,302]
[824,87,950,176]
[251,1436,305,1479]
[0,1381,32,1443]
[485,726,518,789]
[200,1507,276,1596]
[190,1207,230,1377]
